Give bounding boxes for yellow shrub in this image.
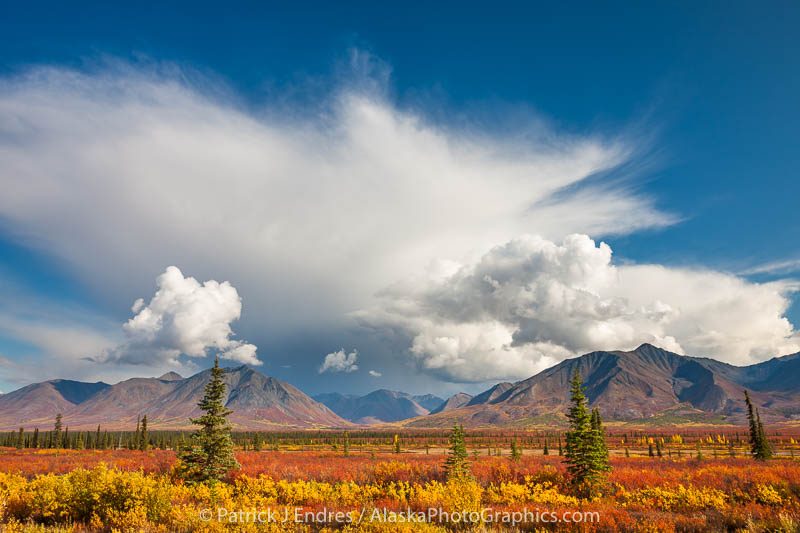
[754,484,783,506]
[624,484,728,512]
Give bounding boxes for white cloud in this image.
[355,234,800,382]
[319,349,359,373]
[369,370,382,377]
[0,61,673,349]
[98,266,260,366]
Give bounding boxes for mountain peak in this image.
[158,372,183,381]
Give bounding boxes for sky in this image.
[0,1,799,397]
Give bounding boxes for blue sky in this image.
[0,1,798,395]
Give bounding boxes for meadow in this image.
[1,429,799,533]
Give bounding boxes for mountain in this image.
[430,393,473,414]
[0,380,110,427]
[412,394,445,411]
[0,366,348,431]
[406,344,800,428]
[314,389,433,423]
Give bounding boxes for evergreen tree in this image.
[510,439,522,461]
[625,447,630,458]
[542,439,549,456]
[177,358,240,483]
[755,410,773,459]
[696,441,703,460]
[648,443,654,457]
[139,415,149,451]
[53,413,63,448]
[563,369,610,495]
[745,390,772,460]
[343,431,350,457]
[558,435,563,456]
[95,425,101,450]
[16,428,24,450]
[253,433,263,452]
[32,428,39,449]
[443,423,470,480]
[75,431,84,450]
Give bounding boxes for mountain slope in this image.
[430,393,473,414]
[1,367,348,430]
[406,344,800,427]
[0,380,109,428]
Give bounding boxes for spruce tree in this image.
[563,369,610,495]
[443,423,470,479]
[53,413,63,448]
[16,428,24,450]
[32,428,39,449]
[745,390,772,460]
[139,415,149,451]
[542,439,549,456]
[755,410,773,459]
[343,431,350,457]
[177,357,240,483]
[510,439,522,461]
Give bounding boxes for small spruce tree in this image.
[443,423,470,480]
[510,439,522,461]
[53,413,63,449]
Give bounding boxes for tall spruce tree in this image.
[139,415,149,451]
[443,423,470,480]
[755,410,773,460]
[177,357,240,483]
[744,390,772,460]
[563,369,610,495]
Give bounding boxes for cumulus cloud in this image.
[319,349,359,373]
[355,234,800,382]
[99,266,260,366]
[0,60,672,345]
[369,370,382,377]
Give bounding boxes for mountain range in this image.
[1,344,799,430]
[0,366,347,431]
[313,390,445,423]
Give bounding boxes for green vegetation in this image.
[563,369,610,495]
[177,357,240,483]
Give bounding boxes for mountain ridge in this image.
[2,344,799,430]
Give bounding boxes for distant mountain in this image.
[406,344,800,428]
[430,393,473,414]
[314,389,434,423]
[0,366,348,430]
[412,394,445,411]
